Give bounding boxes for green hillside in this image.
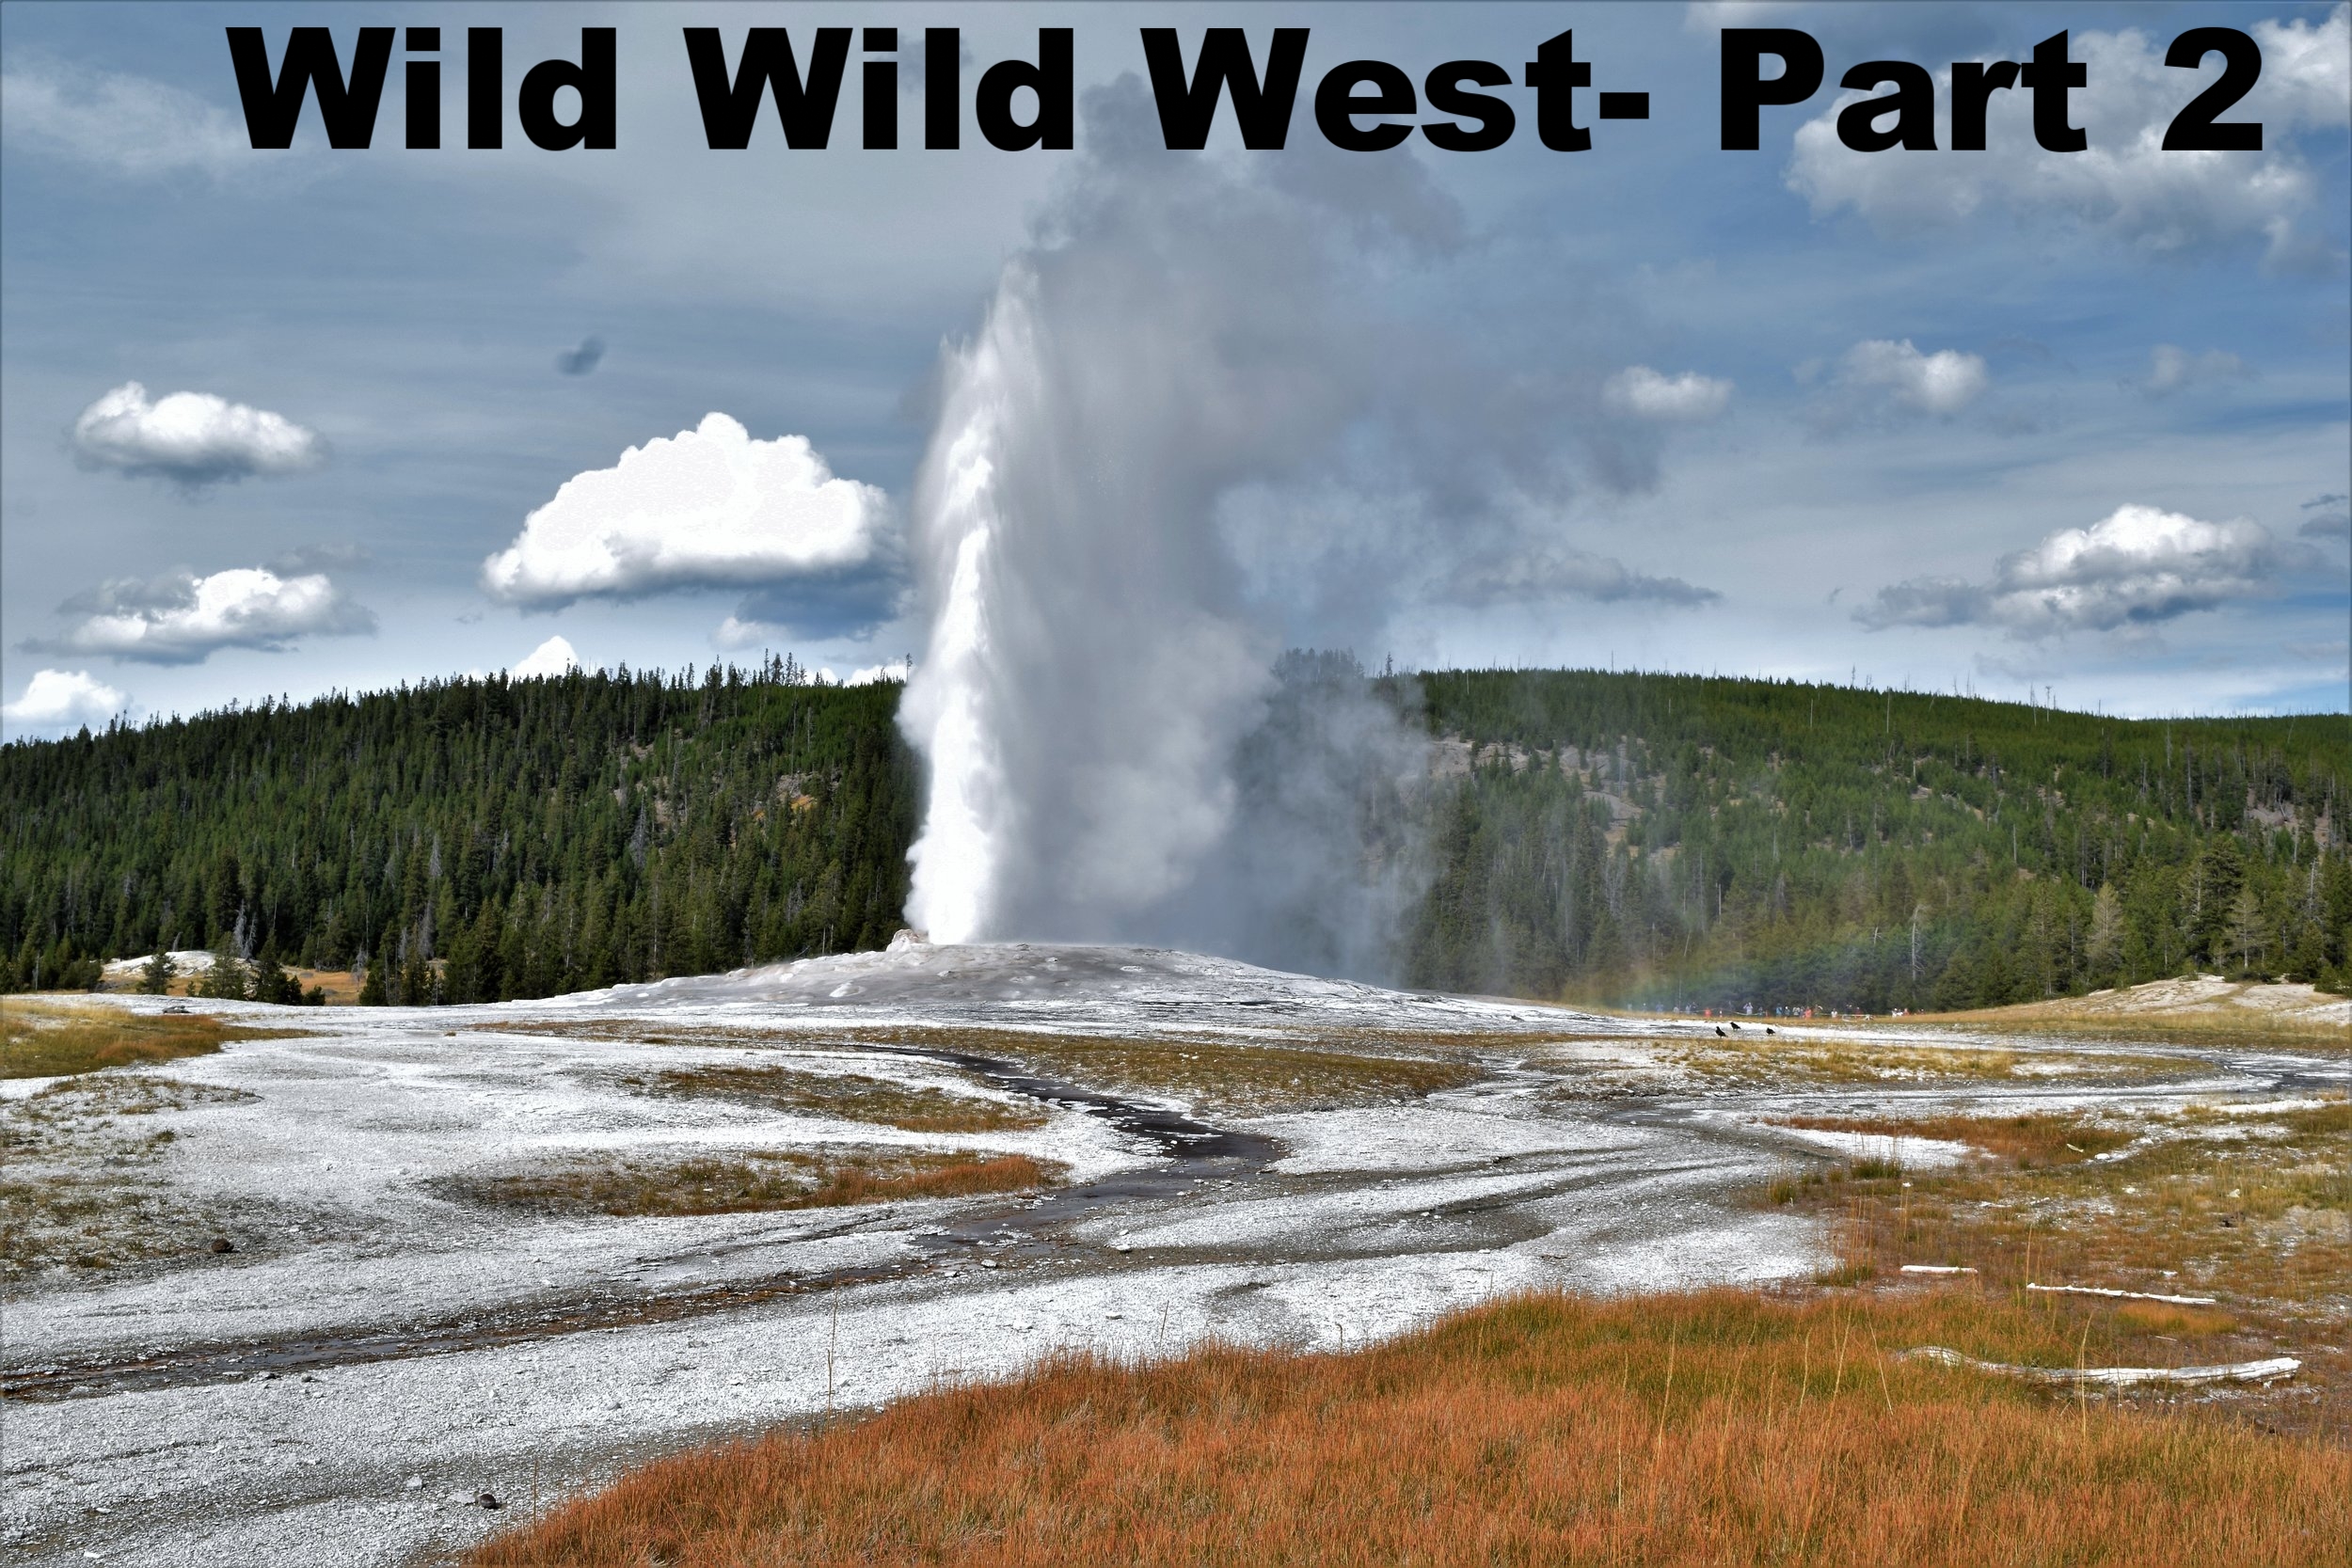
[1400,670,2352,1011]
[4,664,2345,1011]
[0,658,914,1001]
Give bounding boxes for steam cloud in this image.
[896,79,1714,977]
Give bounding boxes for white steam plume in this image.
[898,78,1716,972]
[899,82,1415,954]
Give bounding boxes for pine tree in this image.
[2085,882,2123,987]
[2224,883,2268,978]
[137,950,178,995]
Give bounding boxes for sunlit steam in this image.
[897,76,1632,974]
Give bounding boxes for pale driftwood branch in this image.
[1905,1346,2298,1387]
[2026,1282,2218,1307]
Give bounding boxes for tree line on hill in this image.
[2,661,2344,1012]
[0,657,913,1005]
[1395,669,2352,1010]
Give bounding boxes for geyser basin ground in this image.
[1,944,2328,1566]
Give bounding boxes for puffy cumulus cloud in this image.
[28,567,374,664]
[1443,545,1720,607]
[1859,503,2290,639]
[2136,344,2250,398]
[844,657,914,687]
[72,383,326,485]
[2,670,127,736]
[2299,493,2350,542]
[1602,367,1734,422]
[511,635,580,679]
[1788,8,2352,267]
[481,415,901,637]
[0,60,255,180]
[1836,339,1988,416]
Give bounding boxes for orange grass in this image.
[1776,1112,2135,1167]
[465,1290,2347,1567]
[0,998,310,1079]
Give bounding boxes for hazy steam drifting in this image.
[898,78,1695,976]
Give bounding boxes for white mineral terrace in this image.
[2,942,2332,1566]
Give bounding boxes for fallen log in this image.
[1904,1346,2297,1387]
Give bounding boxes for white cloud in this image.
[0,59,255,180]
[1603,366,1733,421]
[2138,344,2250,398]
[2,670,127,736]
[481,415,899,630]
[72,382,326,484]
[844,657,914,687]
[1859,503,2291,638]
[1788,7,2351,266]
[511,635,580,679]
[30,567,374,664]
[1836,339,1988,416]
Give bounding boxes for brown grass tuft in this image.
[1777,1112,2136,1168]
[641,1064,1048,1132]
[437,1148,1059,1219]
[464,1289,2349,1567]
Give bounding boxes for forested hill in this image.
[3,663,2346,1010]
[1399,670,2352,1010]
[0,660,914,1000]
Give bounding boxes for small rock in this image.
[476,1493,501,1510]
[208,1238,235,1255]
[405,1476,423,1491]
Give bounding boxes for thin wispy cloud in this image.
[0,58,259,180]
[1603,367,1733,422]
[1788,7,2351,270]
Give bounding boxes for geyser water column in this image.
[897,257,1281,944]
[895,78,1454,956]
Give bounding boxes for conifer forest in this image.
[5,661,2344,1012]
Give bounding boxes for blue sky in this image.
[2,0,2345,737]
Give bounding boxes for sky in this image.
[2,0,2346,740]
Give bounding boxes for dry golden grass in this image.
[0,998,310,1079]
[1766,1098,2351,1439]
[437,1148,1060,1219]
[1633,1033,2183,1087]
[1775,1112,2136,1168]
[465,1288,2348,1568]
[638,1064,1047,1132]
